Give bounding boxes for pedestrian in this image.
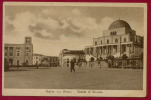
[36,62,38,69]
[89,57,94,68]
[108,61,111,68]
[70,59,75,73]
[98,58,101,69]
[17,61,19,69]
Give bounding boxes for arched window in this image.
[110,32,112,35]
[107,39,109,43]
[115,39,118,43]
[115,31,117,35]
[113,31,115,35]
[124,38,126,42]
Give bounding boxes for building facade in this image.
[33,53,43,65]
[42,56,59,67]
[59,49,85,67]
[4,37,33,66]
[84,20,143,59]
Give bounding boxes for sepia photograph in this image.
[2,2,147,97]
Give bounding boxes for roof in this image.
[64,50,85,55]
[33,53,43,56]
[43,56,59,58]
[108,20,131,30]
[5,43,24,46]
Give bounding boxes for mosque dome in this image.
[108,19,131,30]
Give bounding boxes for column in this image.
[111,45,113,55]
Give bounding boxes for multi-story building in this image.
[84,19,143,59]
[59,49,85,67]
[33,53,43,65]
[42,56,59,67]
[4,37,33,66]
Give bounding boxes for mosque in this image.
[84,19,143,59]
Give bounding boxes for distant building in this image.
[59,49,85,67]
[33,53,43,65]
[84,19,143,59]
[4,37,33,66]
[42,56,59,67]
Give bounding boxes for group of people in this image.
[69,57,102,73]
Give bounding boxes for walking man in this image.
[99,57,103,69]
[89,57,94,68]
[36,61,38,69]
[70,59,75,73]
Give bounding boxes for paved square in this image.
[4,67,143,90]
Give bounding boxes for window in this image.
[26,60,28,65]
[67,64,69,67]
[95,41,97,45]
[9,59,13,64]
[26,52,29,56]
[26,47,29,50]
[124,38,126,42]
[113,31,115,35]
[5,47,8,50]
[9,47,13,56]
[16,47,21,49]
[4,59,7,63]
[9,52,13,56]
[111,31,117,35]
[17,51,20,56]
[115,39,118,43]
[5,52,7,56]
[115,31,117,35]
[107,39,109,43]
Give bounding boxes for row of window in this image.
[110,31,117,35]
[94,38,127,45]
[86,46,118,55]
[5,47,30,50]
[42,57,58,61]
[5,47,13,50]
[5,51,30,56]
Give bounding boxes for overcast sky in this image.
[4,5,144,56]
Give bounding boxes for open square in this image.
[4,67,143,90]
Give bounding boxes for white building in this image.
[33,53,43,65]
[59,49,85,67]
[85,19,143,59]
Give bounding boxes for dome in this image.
[108,20,131,30]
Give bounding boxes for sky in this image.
[4,5,144,56]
